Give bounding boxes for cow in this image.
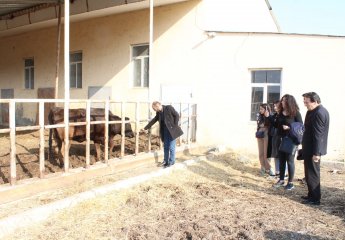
[48,107,134,167]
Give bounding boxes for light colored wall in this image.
[0,0,201,125]
[186,32,345,161]
[0,0,344,160]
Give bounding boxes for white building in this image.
[0,0,344,161]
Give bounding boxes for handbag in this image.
[255,131,265,138]
[279,136,297,154]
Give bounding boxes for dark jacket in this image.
[302,105,329,157]
[256,113,270,130]
[144,105,183,141]
[275,111,303,137]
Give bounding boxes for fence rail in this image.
[0,99,197,185]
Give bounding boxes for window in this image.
[132,44,149,87]
[70,52,82,88]
[24,58,34,89]
[250,70,281,121]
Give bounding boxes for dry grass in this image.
[2,150,345,240]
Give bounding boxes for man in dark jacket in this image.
[301,92,330,205]
[144,101,183,167]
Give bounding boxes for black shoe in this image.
[163,163,170,168]
[301,196,310,200]
[301,199,320,205]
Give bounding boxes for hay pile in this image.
[2,151,345,240]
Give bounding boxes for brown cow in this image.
[48,107,134,167]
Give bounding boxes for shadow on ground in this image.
[264,230,330,240]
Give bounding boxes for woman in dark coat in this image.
[273,94,303,190]
[269,100,281,176]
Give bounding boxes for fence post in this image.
[86,100,91,168]
[39,101,45,178]
[148,102,152,152]
[120,102,125,158]
[187,103,191,145]
[64,101,69,172]
[191,104,197,142]
[104,100,109,163]
[9,100,16,185]
[178,102,182,146]
[135,102,139,155]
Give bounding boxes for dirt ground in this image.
[1,148,344,240]
[0,130,160,184]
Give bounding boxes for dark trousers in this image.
[279,151,296,182]
[304,156,321,201]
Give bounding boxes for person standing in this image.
[269,100,282,176]
[301,92,329,205]
[256,103,274,176]
[273,94,303,190]
[144,101,183,167]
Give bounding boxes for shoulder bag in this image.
[279,136,297,154]
[255,130,265,138]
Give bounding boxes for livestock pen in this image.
[0,99,197,187]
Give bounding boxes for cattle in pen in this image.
[48,107,134,167]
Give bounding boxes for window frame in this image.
[24,58,34,90]
[131,44,149,88]
[250,69,282,121]
[70,51,83,89]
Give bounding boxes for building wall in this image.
[190,33,345,161]
[0,0,344,160]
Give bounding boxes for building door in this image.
[1,89,14,127]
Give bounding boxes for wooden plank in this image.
[187,103,191,145]
[120,102,125,158]
[0,155,155,205]
[39,102,45,178]
[15,126,40,131]
[9,100,16,185]
[86,101,91,168]
[64,101,69,172]
[0,145,196,205]
[0,129,10,134]
[148,102,152,152]
[104,101,109,164]
[135,102,139,155]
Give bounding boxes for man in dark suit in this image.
[301,92,330,205]
[144,101,183,167]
